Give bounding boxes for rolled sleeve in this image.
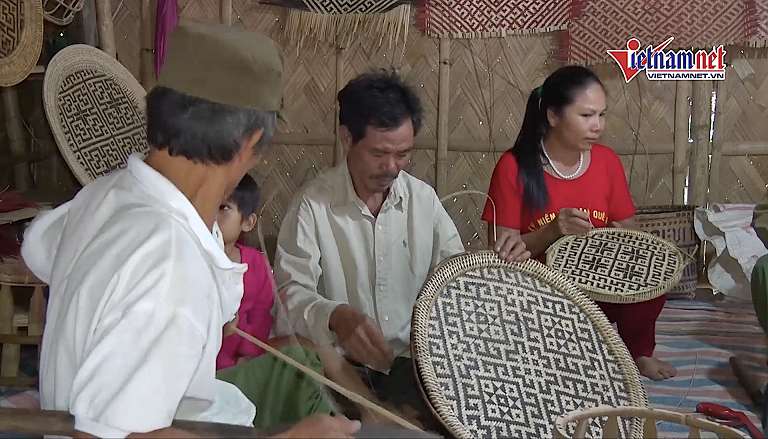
[69,307,205,437]
[273,197,343,346]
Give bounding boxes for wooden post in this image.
[2,87,29,190]
[139,0,154,90]
[333,46,345,166]
[94,0,116,57]
[673,81,692,204]
[707,80,725,204]
[435,38,450,197]
[220,0,232,25]
[689,81,713,207]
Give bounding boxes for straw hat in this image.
[0,0,44,87]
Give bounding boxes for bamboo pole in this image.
[435,38,450,197]
[333,46,345,166]
[139,0,154,90]
[94,0,117,57]
[689,81,713,207]
[220,0,232,25]
[673,81,692,204]
[2,87,29,190]
[708,80,726,204]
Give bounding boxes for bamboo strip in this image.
[334,46,344,166]
[435,38,450,197]
[232,327,422,432]
[139,0,154,89]
[673,81,692,204]
[220,0,231,25]
[708,80,726,203]
[688,81,713,206]
[94,0,117,57]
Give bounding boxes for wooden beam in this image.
[689,81,713,207]
[139,0,155,89]
[334,46,345,166]
[220,0,232,25]
[708,80,726,203]
[1,87,29,190]
[435,38,450,197]
[94,0,116,57]
[673,81,692,204]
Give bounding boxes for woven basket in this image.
[412,251,647,439]
[553,406,747,439]
[546,228,689,304]
[0,0,44,87]
[43,44,148,186]
[634,205,699,300]
[42,0,84,25]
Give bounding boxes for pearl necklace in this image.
[541,142,583,180]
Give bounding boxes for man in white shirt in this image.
[21,23,359,439]
[273,70,465,434]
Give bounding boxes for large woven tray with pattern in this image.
[0,0,43,87]
[43,44,148,186]
[411,251,647,439]
[545,228,688,304]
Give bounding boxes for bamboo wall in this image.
[20,0,768,252]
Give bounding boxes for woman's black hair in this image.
[509,65,604,213]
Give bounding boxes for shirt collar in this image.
[126,154,239,271]
[330,159,407,211]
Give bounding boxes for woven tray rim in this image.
[410,250,648,439]
[42,44,147,186]
[0,0,44,87]
[545,229,688,304]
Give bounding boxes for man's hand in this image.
[223,313,239,338]
[273,414,361,439]
[329,304,393,372]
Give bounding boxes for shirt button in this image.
[378,225,383,231]
[384,316,389,321]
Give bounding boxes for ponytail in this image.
[509,87,548,213]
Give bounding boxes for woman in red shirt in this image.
[482,65,677,381]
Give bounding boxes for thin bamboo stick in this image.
[435,38,450,198]
[673,81,692,204]
[689,81,713,207]
[94,0,117,57]
[708,80,725,204]
[1,87,29,190]
[334,46,345,166]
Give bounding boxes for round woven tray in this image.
[0,0,44,87]
[43,44,148,186]
[411,251,647,439]
[545,228,688,304]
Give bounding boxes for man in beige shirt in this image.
[273,70,464,432]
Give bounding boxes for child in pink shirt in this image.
[214,175,413,430]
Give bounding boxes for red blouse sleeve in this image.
[482,152,523,230]
[236,248,275,359]
[602,145,636,222]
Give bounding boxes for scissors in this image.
[696,402,764,439]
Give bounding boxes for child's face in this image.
[216,201,245,246]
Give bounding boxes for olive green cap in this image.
[157,23,284,112]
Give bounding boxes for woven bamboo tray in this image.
[411,251,647,439]
[545,228,689,304]
[0,0,44,87]
[635,205,699,300]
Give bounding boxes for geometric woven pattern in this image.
[546,229,687,304]
[562,0,757,65]
[412,252,647,439]
[0,0,43,87]
[0,0,22,58]
[298,0,400,14]
[417,0,570,38]
[43,44,148,186]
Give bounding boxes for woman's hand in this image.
[223,313,239,338]
[554,208,592,237]
[491,226,531,262]
[273,414,361,439]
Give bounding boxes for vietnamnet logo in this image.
[607,37,726,83]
